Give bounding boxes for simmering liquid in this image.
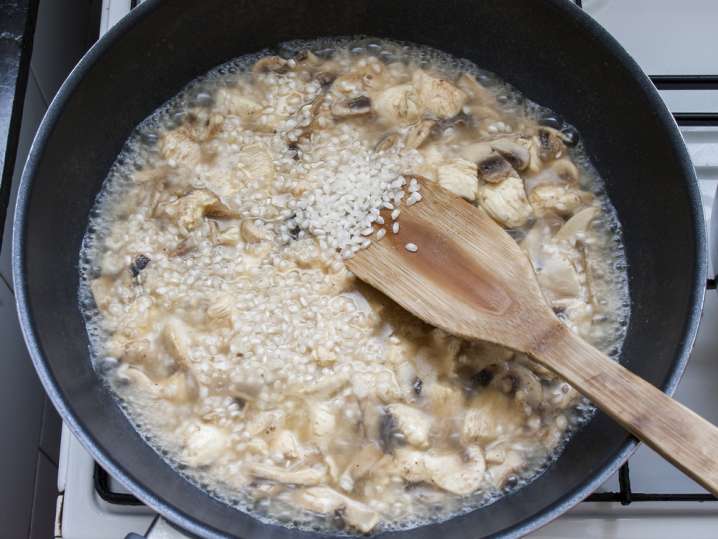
[79,38,629,534]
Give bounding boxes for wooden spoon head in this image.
[346,178,557,354]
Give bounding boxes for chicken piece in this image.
[183,424,228,467]
[160,370,198,404]
[292,487,379,533]
[157,189,233,232]
[338,443,383,492]
[437,159,478,201]
[486,450,524,488]
[506,363,544,409]
[240,220,268,244]
[386,403,432,448]
[310,401,336,450]
[461,390,526,444]
[215,87,264,123]
[405,119,435,149]
[478,176,533,228]
[159,128,201,168]
[373,83,422,127]
[395,446,486,496]
[536,250,582,301]
[249,462,326,486]
[525,158,580,191]
[160,318,193,369]
[412,70,467,119]
[236,143,275,186]
[270,430,304,461]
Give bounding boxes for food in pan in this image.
[80,38,629,533]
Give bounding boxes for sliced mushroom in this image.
[330,95,372,117]
[437,159,478,201]
[240,220,268,244]
[536,127,566,161]
[291,487,379,533]
[385,403,432,448]
[249,462,326,486]
[554,206,599,243]
[309,401,336,452]
[460,142,518,184]
[490,137,531,171]
[412,69,467,119]
[405,119,435,149]
[183,423,228,467]
[373,83,422,127]
[252,55,290,76]
[529,184,592,217]
[478,176,533,228]
[374,132,401,152]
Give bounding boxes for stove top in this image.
[55,1,718,537]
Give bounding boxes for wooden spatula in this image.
[346,176,718,495]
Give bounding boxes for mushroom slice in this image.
[240,220,268,244]
[412,69,468,119]
[529,184,592,217]
[159,128,201,168]
[161,370,199,404]
[331,95,372,117]
[309,401,336,452]
[490,138,531,171]
[249,463,327,486]
[437,159,478,200]
[338,443,383,492]
[405,119,435,149]
[386,403,432,448]
[536,127,566,161]
[252,55,290,76]
[478,176,533,228]
[373,83,422,127]
[270,430,304,461]
[292,487,379,533]
[183,424,228,467]
[554,206,599,243]
[161,318,193,369]
[374,132,401,153]
[460,142,517,184]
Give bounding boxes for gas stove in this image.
[54,1,718,537]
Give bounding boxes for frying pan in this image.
[12,0,707,537]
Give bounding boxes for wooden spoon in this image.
[346,177,718,495]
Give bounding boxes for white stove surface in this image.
[55,1,718,537]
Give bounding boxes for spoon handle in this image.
[532,322,718,495]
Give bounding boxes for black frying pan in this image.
[12,1,706,537]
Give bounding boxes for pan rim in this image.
[11,0,708,537]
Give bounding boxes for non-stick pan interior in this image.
[14,1,705,537]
